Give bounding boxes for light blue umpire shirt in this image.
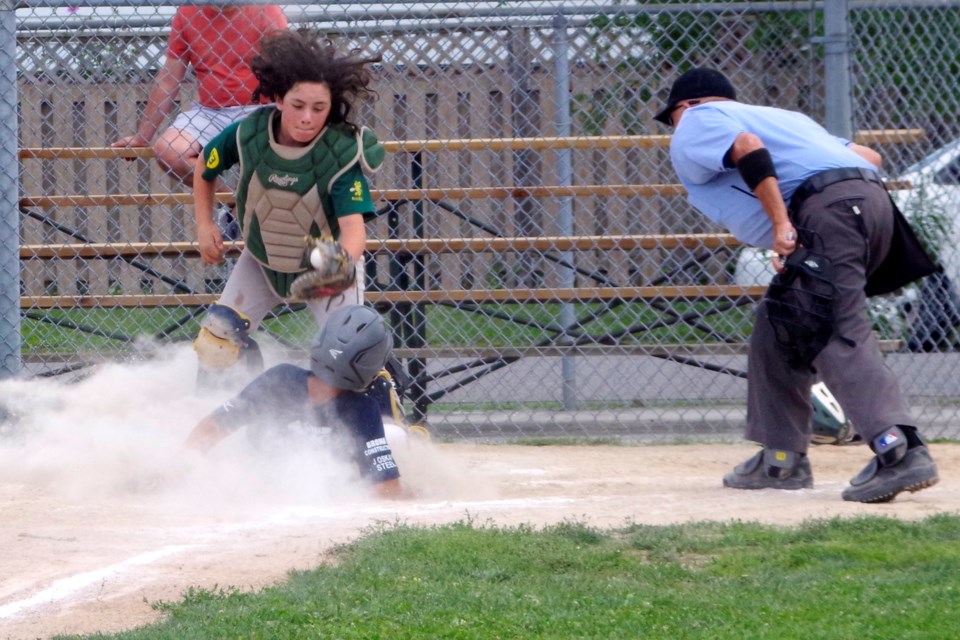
[669,100,878,250]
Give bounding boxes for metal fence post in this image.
[823,0,853,138]
[553,14,577,410]
[407,150,428,423]
[0,0,20,379]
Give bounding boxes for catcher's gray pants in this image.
[218,249,365,332]
[746,179,916,453]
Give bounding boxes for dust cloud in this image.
[0,344,459,515]
[0,345,488,639]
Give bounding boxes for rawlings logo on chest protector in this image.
[267,173,300,188]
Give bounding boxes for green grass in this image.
[22,308,199,352]
[61,515,960,639]
[20,307,320,357]
[22,302,754,359]
[425,302,754,348]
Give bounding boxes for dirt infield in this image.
[2,439,958,639]
[1,352,958,639]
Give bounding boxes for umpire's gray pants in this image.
[745,179,916,453]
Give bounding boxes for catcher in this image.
[191,29,384,387]
[185,305,416,499]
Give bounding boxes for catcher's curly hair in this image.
[251,29,381,131]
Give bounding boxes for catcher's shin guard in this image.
[194,304,263,389]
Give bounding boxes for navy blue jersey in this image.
[211,364,399,483]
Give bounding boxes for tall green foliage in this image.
[853,7,960,130]
[573,2,722,135]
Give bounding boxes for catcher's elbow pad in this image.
[194,304,253,370]
[737,148,777,191]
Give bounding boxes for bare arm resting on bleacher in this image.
[112,5,287,186]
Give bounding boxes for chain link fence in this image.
[5,1,960,440]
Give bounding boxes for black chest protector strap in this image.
[765,247,835,369]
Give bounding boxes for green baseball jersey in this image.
[201,117,376,220]
[200,107,382,296]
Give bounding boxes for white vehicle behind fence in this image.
[734,139,960,351]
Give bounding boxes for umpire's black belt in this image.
[790,167,883,213]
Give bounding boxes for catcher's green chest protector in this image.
[234,108,384,296]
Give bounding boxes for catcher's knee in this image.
[193,304,261,372]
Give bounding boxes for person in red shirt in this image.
[112,5,287,186]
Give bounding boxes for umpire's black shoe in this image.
[723,449,813,490]
[842,445,939,503]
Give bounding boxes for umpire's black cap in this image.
[654,68,737,125]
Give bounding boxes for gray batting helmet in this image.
[310,305,393,391]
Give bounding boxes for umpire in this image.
[655,68,940,503]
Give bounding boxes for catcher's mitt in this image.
[290,236,356,300]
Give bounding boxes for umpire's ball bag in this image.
[765,247,835,369]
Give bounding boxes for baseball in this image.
[309,246,324,269]
[383,420,409,449]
